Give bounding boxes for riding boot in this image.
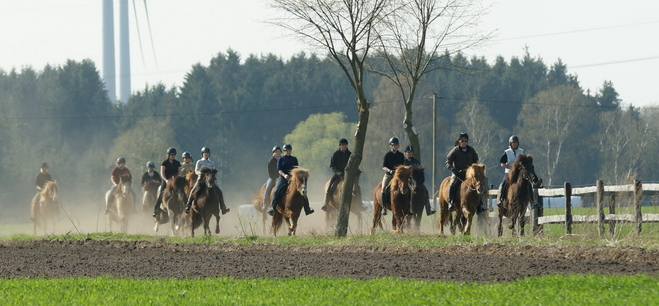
[448,183,456,211]
[477,200,486,214]
[303,197,315,215]
[425,201,436,216]
[153,188,164,217]
[381,189,389,215]
[321,188,331,212]
[498,181,509,208]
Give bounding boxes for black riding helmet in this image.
[389,137,399,145]
[201,147,210,154]
[509,135,519,144]
[167,147,177,155]
[458,132,469,140]
[339,138,348,145]
[405,145,414,152]
[282,144,293,151]
[182,151,192,159]
[116,157,126,164]
[272,146,282,153]
[146,161,155,169]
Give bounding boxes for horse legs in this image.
[462,213,474,236]
[370,202,383,235]
[497,213,504,237]
[169,211,177,236]
[214,213,220,234]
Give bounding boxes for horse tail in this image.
[272,211,283,235]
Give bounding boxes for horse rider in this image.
[498,135,524,209]
[179,151,195,177]
[152,147,182,218]
[266,143,315,216]
[403,145,436,216]
[34,162,52,204]
[141,161,162,188]
[262,146,282,210]
[322,138,351,212]
[381,137,410,215]
[105,157,136,214]
[445,132,481,212]
[184,147,230,215]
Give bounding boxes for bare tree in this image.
[270,0,390,237]
[370,0,491,161]
[453,98,507,167]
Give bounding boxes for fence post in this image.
[565,182,572,235]
[609,193,616,236]
[596,180,604,236]
[532,187,542,236]
[635,179,642,235]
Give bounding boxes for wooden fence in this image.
[485,179,659,236]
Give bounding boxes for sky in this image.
[1,0,658,107]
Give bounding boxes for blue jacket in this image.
[277,155,299,176]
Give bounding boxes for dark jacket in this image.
[330,149,351,175]
[35,172,52,189]
[446,145,479,173]
[277,155,299,176]
[404,157,421,167]
[383,150,405,173]
[141,171,162,187]
[268,156,279,180]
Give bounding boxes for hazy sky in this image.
[1,0,657,107]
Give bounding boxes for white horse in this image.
[106,176,134,233]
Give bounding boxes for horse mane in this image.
[167,176,188,191]
[390,165,412,190]
[411,165,425,185]
[186,171,197,182]
[507,154,532,184]
[289,167,309,186]
[40,181,57,197]
[465,164,485,180]
[199,167,217,175]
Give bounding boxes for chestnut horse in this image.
[187,168,223,237]
[323,170,365,232]
[498,154,540,237]
[31,181,59,235]
[406,166,429,232]
[271,167,309,236]
[438,164,486,235]
[370,165,414,234]
[141,179,160,216]
[154,176,188,236]
[107,175,134,233]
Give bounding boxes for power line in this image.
[493,20,659,41]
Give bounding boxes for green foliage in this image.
[109,117,178,171]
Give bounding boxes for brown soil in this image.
[1,240,657,282]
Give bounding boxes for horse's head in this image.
[465,164,487,194]
[392,165,414,195]
[118,175,132,197]
[166,176,189,201]
[411,166,425,186]
[289,167,309,196]
[514,154,540,187]
[41,181,58,201]
[199,167,218,188]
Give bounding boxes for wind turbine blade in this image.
[143,0,158,68]
[132,0,146,67]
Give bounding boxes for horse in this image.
[31,181,59,235]
[406,166,429,232]
[252,183,275,236]
[370,165,414,234]
[498,154,540,237]
[141,179,160,216]
[154,176,188,236]
[187,167,221,237]
[271,167,309,236]
[323,170,365,232]
[106,175,134,233]
[438,164,486,235]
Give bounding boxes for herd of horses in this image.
[30,155,540,237]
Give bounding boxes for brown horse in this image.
[498,154,540,237]
[323,170,365,232]
[438,164,486,235]
[31,181,59,235]
[406,166,429,232]
[154,176,188,236]
[271,167,309,236]
[252,183,275,235]
[370,165,414,234]
[141,179,160,216]
[107,175,134,233]
[188,167,221,237]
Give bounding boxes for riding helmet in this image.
[405,145,414,152]
[282,144,293,151]
[146,161,155,169]
[167,147,177,155]
[458,132,469,140]
[201,147,210,154]
[339,138,348,145]
[272,146,282,153]
[116,157,126,164]
[389,137,399,145]
[182,151,192,159]
[509,135,519,143]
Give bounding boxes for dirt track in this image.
[1,240,658,282]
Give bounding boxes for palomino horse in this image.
[406,166,429,232]
[154,176,188,236]
[323,170,365,231]
[141,179,160,216]
[271,167,309,236]
[106,175,134,233]
[252,183,275,235]
[188,167,221,237]
[438,164,486,235]
[31,181,59,235]
[498,154,540,237]
[370,165,414,234]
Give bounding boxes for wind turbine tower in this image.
[102,0,136,104]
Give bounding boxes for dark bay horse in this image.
[31,181,59,235]
[154,176,188,236]
[141,179,160,216]
[271,167,309,236]
[406,166,429,232]
[370,165,414,234]
[438,164,486,235]
[498,154,540,237]
[187,168,222,237]
[107,175,134,233]
[323,170,365,231]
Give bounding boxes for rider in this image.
[498,135,524,208]
[141,161,162,188]
[445,133,480,212]
[152,147,181,217]
[184,147,230,214]
[179,151,195,177]
[403,145,436,216]
[266,144,315,216]
[34,162,52,205]
[105,157,135,214]
[262,146,282,210]
[381,137,406,215]
[322,138,351,212]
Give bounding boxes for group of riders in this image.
[34,133,525,220]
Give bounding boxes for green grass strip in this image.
[0,274,657,305]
